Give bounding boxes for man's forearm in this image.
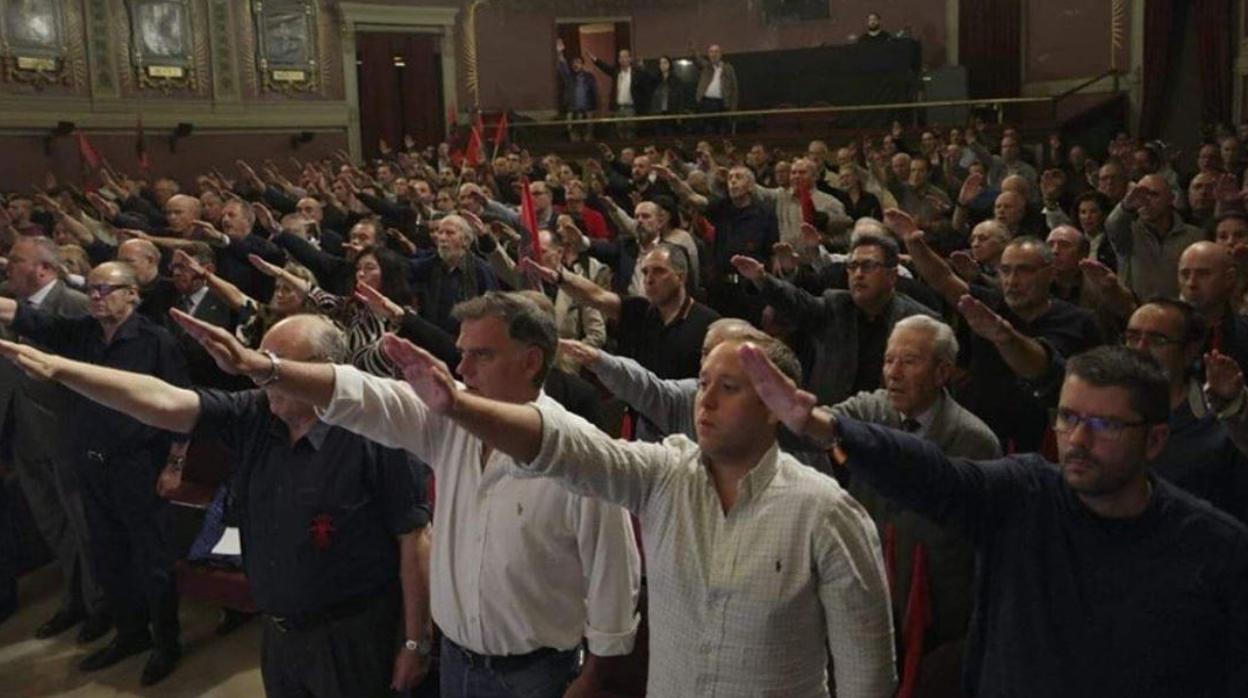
[905,237,968,306]
[49,354,201,433]
[399,527,432,643]
[992,330,1049,379]
[263,360,338,410]
[559,272,621,320]
[448,391,545,463]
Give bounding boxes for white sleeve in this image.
[514,401,676,515]
[316,364,445,465]
[573,495,642,656]
[815,495,898,698]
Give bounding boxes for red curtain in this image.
[1195,0,1232,128]
[1138,0,1178,139]
[356,32,444,160]
[958,0,1021,99]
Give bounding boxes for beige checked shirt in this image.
[518,402,897,698]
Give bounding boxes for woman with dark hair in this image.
[648,55,688,135]
[252,245,414,377]
[1073,190,1117,271]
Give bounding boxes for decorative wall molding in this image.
[336,2,459,160]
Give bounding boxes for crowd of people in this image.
[1,107,1247,698]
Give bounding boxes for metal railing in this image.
[497,70,1126,135]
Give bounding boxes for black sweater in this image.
[838,418,1248,698]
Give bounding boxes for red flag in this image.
[519,177,542,262]
[796,179,815,225]
[135,115,151,172]
[492,111,509,150]
[75,131,101,170]
[464,126,483,167]
[445,103,457,137]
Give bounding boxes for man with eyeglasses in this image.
[741,341,1248,697]
[895,207,1103,452]
[730,233,937,406]
[0,260,189,684]
[1122,300,1248,522]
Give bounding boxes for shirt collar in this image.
[25,278,58,308]
[701,440,782,507]
[900,391,943,435]
[185,285,209,310]
[269,415,333,450]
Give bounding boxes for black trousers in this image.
[76,448,179,647]
[698,97,728,134]
[261,588,402,698]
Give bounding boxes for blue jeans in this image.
[439,637,576,698]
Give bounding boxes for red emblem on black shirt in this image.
[309,514,335,550]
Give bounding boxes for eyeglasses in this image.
[845,260,895,273]
[85,283,134,299]
[1053,408,1150,441]
[1122,329,1182,348]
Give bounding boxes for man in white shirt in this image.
[695,44,739,134]
[360,329,897,698]
[166,291,641,698]
[588,47,644,139]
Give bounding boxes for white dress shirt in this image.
[517,402,897,698]
[182,285,209,316]
[616,68,633,107]
[705,64,724,99]
[318,365,641,657]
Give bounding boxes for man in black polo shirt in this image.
[0,261,188,685]
[529,243,719,381]
[730,233,938,406]
[743,342,1248,698]
[0,314,432,698]
[896,209,1103,451]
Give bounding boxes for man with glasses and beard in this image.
[0,261,189,685]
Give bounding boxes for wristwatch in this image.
[403,637,433,656]
[253,349,282,387]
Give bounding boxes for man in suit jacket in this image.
[732,233,938,406]
[169,243,239,388]
[0,237,107,640]
[695,44,738,134]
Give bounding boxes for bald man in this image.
[1107,174,1206,299]
[1179,240,1248,372]
[0,262,189,685]
[163,194,201,238]
[116,238,180,326]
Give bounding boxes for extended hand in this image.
[1204,349,1245,404]
[558,338,601,367]
[248,253,284,278]
[883,208,921,243]
[729,254,767,285]
[169,308,269,378]
[0,339,59,381]
[355,281,404,321]
[381,334,458,414]
[958,172,985,206]
[738,343,817,435]
[957,294,1015,344]
[518,256,560,284]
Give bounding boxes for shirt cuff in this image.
[584,618,639,657]
[315,364,365,425]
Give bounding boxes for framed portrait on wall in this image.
[0,0,66,79]
[254,0,318,93]
[127,0,192,84]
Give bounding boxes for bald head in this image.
[1179,240,1237,315]
[1000,174,1031,198]
[116,238,162,284]
[165,194,201,235]
[262,314,348,363]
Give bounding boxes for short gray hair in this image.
[304,315,349,363]
[892,315,959,365]
[452,291,557,386]
[14,235,62,269]
[439,214,476,244]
